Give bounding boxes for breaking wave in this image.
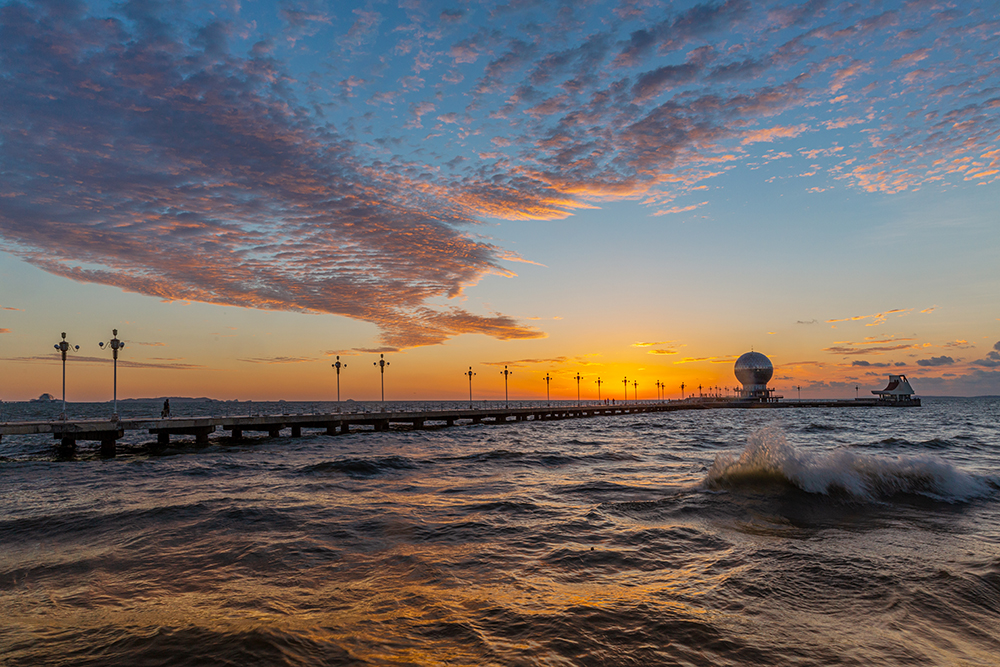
[705,427,991,503]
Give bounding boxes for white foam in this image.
[705,426,990,502]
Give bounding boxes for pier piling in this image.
[0,398,919,457]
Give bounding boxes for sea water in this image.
[1,397,998,665]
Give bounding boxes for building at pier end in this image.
[734,351,778,402]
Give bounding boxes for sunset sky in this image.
[1,0,998,402]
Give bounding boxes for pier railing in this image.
[0,396,905,458]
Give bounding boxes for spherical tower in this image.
[734,351,773,400]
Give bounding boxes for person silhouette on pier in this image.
[161,399,170,418]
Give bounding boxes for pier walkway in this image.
[0,398,894,457]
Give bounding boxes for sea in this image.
[1,397,998,666]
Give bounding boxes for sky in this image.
[1,0,998,403]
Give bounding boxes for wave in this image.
[705,427,991,503]
[449,449,640,467]
[302,455,417,476]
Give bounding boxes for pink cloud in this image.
[741,124,810,145]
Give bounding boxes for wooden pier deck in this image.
[0,398,899,457]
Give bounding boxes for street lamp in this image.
[373,354,389,403]
[332,356,347,406]
[633,379,638,402]
[53,332,79,420]
[500,365,512,408]
[680,382,686,399]
[595,377,603,401]
[543,373,552,405]
[622,376,628,403]
[465,366,476,408]
[98,329,125,420]
[655,380,662,401]
[574,373,582,406]
[796,385,801,401]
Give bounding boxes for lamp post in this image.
[332,356,347,406]
[680,382,686,399]
[797,385,801,401]
[633,379,638,402]
[53,332,79,420]
[373,354,389,403]
[98,329,125,420]
[622,376,628,404]
[595,377,603,401]
[655,380,662,401]
[500,365,512,408]
[855,385,859,399]
[543,373,552,405]
[574,373,582,406]
[465,366,476,408]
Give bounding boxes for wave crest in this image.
[705,427,989,502]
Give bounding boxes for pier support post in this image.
[412,419,424,429]
[100,435,117,458]
[268,427,281,438]
[195,428,210,445]
[326,423,337,435]
[58,436,76,458]
[340,422,350,434]
[158,431,170,446]
[231,427,243,440]
[291,425,302,438]
[446,418,455,427]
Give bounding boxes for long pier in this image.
[0,397,908,458]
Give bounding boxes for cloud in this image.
[826,309,911,326]
[970,342,1000,368]
[742,124,809,145]
[0,0,541,352]
[613,0,753,68]
[481,357,568,368]
[239,356,315,364]
[916,356,955,367]
[797,319,818,325]
[8,355,203,370]
[824,344,917,355]
[674,355,738,364]
[852,360,889,367]
[653,201,708,216]
[631,63,700,103]
[0,328,9,334]
[633,340,683,355]
[2,0,998,356]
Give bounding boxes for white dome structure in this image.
[734,351,775,401]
